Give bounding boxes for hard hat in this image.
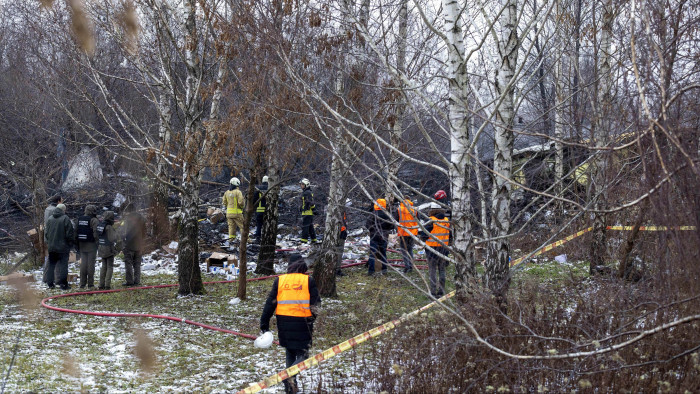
[299,178,310,187]
[254,331,274,348]
[262,175,269,183]
[230,177,240,186]
[374,198,387,210]
[434,190,447,200]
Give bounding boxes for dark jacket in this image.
[301,187,314,215]
[260,256,321,350]
[98,211,120,258]
[44,207,75,253]
[365,209,394,242]
[121,212,146,252]
[77,205,100,253]
[255,182,268,212]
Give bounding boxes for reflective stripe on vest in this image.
[302,193,314,216]
[256,191,265,213]
[426,216,450,247]
[77,215,95,242]
[276,273,312,317]
[397,202,418,237]
[225,190,243,214]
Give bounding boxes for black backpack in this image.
[77,215,95,242]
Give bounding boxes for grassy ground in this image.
[0,255,589,393]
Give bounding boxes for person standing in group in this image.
[260,253,321,394]
[421,203,451,298]
[44,203,75,290]
[299,178,316,244]
[394,197,418,273]
[97,211,120,290]
[76,204,100,289]
[222,177,245,247]
[120,207,146,287]
[365,198,394,276]
[42,195,63,284]
[254,175,269,243]
[433,189,451,218]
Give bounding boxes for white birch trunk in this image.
[589,0,614,273]
[443,0,477,300]
[313,0,356,297]
[485,0,518,305]
[256,123,283,275]
[177,0,204,295]
[151,83,173,246]
[387,0,408,197]
[554,0,565,214]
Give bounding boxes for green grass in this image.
[1,257,586,392]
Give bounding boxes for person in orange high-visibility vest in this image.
[394,197,418,273]
[260,253,321,394]
[420,204,451,297]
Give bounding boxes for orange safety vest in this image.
[276,273,312,317]
[426,216,450,247]
[397,200,418,237]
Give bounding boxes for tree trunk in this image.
[177,177,204,295]
[387,0,408,198]
[443,0,477,302]
[572,0,582,138]
[618,200,646,279]
[313,143,348,297]
[150,86,172,248]
[554,0,565,214]
[177,0,205,295]
[485,0,518,307]
[589,0,614,274]
[256,125,283,275]
[237,175,259,300]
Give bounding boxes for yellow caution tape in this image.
[240,223,696,392]
[510,225,696,268]
[606,225,696,231]
[237,292,455,393]
[510,227,593,267]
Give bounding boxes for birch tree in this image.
[588,0,615,273]
[484,0,519,305]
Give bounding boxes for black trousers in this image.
[255,212,264,239]
[284,348,308,393]
[300,215,316,241]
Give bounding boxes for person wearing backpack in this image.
[77,204,100,289]
[98,211,120,290]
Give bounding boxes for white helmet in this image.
[299,178,310,187]
[230,177,240,186]
[262,175,269,183]
[254,331,274,349]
